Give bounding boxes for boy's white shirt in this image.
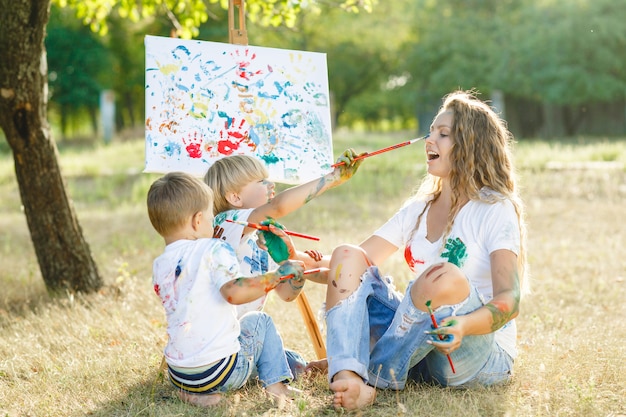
[152,238,241,367]
[374,188,521,359]
[214,208,279,318]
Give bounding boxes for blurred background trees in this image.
[0,0,623,294]
[44,0,626,142]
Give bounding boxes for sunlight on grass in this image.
[1,133,625,416]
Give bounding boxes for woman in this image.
[324,90,528,410]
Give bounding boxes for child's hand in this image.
[257,221,297,262]
[333,148,365,180]
[276,260,305,283]
[304,249,323,262]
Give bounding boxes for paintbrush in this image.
[331,134,430,168]
[225,219,320,241]
[426,299,456,374]
[279,267,330,281]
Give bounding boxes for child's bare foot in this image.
[177,390,222,407]
[265,382,302,401]
[330,371,376,410]
[304,358,328,376]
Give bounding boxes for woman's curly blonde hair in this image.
[411,90,528,292]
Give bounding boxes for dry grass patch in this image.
[1,133,625,416]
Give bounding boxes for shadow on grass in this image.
[73,370,516,417]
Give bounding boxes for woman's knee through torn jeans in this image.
[325,266,514,390]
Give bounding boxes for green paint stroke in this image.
[425,299,433,312]
[260,218,290,262]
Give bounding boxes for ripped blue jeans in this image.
[325,266,514,389]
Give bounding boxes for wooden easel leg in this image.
[296,291,327,360]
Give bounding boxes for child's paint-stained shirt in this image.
[152,238,240,368]
[213,208,279,318]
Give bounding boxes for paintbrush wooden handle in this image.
[279,267,330,281]
[428,312,456,374]
[331,134,428,168]
[224,219,320,241]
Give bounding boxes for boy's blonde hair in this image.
[147,172,214,237]
[204,155,269,214]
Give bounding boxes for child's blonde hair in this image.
[204,155,269,214]
[147,172,214,237]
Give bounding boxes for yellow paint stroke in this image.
[157,60,181,75]
[252,98,278,123]
[335,264,342,281]
[192,101,208,112]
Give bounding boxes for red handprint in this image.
[182,132,203,159]
[231,48,263,81]
[217,118,250,155]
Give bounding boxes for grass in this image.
[1,131,625,416]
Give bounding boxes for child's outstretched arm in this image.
[248,148,364,224]
[220,260,305,305]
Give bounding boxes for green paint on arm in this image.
[305,176,331,204]
[486,270,521,331]
[485,302,512,331]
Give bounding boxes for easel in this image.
[228,0,327,360]
[228,0,248,45]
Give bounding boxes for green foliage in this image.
[53,0,378,39]
[46,6,115,136]
[247,1,414,127]
[402,0,626,108]
[504,0,626,105]
[47,0,626,134]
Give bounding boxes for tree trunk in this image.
[0,0,102,294]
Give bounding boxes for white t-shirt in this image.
[152,238,241,367]
[374,188,521,358]
[213,208,279,317]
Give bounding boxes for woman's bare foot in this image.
[329,371,376,410]
[304,358,328,376]
[265,382,302,401]
[177,390,222,407]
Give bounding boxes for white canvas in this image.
[144,35,334,183]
